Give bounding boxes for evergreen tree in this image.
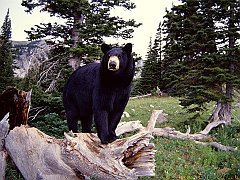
[21,0,141,69]
[0,9,14,92]
[162,0,240,122]
[135,36,161,95]
[152,22,163,89]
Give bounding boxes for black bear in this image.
[63,43,134,144]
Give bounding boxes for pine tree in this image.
[21,0,141,69]
[162,0,240,122]
[152,22,163,89]
[0,9,14,92]
[135,36,161,95]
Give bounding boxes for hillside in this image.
[12,40,50,78]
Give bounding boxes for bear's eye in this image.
[117,55,121,59]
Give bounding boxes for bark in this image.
[209,102,232,124]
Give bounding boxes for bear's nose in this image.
[109,61,117,69]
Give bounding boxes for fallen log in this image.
[2,113,156,179]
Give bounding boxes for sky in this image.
[0,0,180,58]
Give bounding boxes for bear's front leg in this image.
[94,110,109,144]
[108,111,124,142]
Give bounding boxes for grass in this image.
[123,96,240,179]
[6,96,240,179]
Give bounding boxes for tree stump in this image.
[1,112,157,179]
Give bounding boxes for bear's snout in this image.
[109,61,117,69]
[108,56,120,71]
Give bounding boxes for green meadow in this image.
[124,96,240,180]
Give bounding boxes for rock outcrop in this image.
[12,40,51,78]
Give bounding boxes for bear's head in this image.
[100,43,134,87]
[101,43,133,73]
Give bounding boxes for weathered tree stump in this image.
[1,112,157,179]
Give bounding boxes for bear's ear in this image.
[101,43,111,54]
[123,43,132,54]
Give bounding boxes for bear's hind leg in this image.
[66,109,79,133]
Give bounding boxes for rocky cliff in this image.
[12,40,51,78]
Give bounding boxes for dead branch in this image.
[194,141,237,152]
[151,110,238,152]
[116,121,144,136]
[130,94,152,100]
[28,107,47,122]
[45,70,62,92]
[200,120,228,135]
[147,110,163,131]
[152,127,209,140]
[37,60,59,85]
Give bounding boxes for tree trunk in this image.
[1,112,157,179]
[209,102,232,124]
[69,12,83,70]
[209,3,236,125]
[211,3,238,125]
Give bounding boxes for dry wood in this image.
[0,151,8,179]
[0,113,9,179]
[194,141,237,152]
[4,126,156,180]
[62,131,155,179]
[1,110,158,179]
[0,113,9,150]
[5,127,79,180]
[115,120,144,136]
[152,127,209,140]
[147,110,164,131]
[151,110,237,152]
[130,93,152,100]
[200,120,228,135]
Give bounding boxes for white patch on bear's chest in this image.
[108,56,120,71]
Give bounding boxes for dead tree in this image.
[0,112,156,179]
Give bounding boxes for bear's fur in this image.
[63,43,134,144]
